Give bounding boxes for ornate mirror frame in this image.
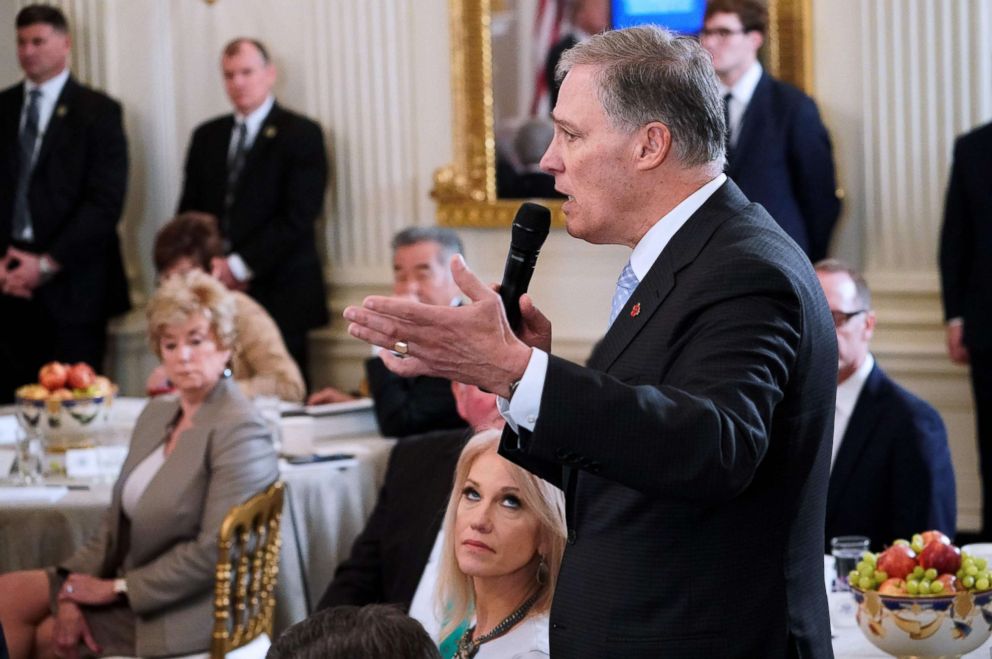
[432,0,812,228]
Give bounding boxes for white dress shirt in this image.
[499,173,729,434]
[226,94,276,282]
[717,61,762,148]
[831,353,874,471]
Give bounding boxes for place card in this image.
[65,446,128,480]
[0,449,14,477]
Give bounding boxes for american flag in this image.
[530,0,566,116]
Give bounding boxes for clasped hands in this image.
[343,254,551,398]
[52,574,118,658]
[0,246,48,298]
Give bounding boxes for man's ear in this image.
[748,30,764,52]
[634,122,671,171]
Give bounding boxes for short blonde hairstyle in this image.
[146,270,237,359]
[435,430,566,641]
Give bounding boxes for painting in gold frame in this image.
[432,0,812,228]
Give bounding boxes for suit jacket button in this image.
[567,529,576,544]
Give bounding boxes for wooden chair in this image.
[210,480,285,659]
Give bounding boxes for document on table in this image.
[0,486,69,503]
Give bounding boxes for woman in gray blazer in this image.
[0,270,279,658]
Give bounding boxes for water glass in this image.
[831,535,870,591]
[14,425,43,485]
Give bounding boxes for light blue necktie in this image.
[608,261,639,327]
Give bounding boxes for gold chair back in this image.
[210,480,285,658]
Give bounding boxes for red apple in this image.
[878,577,907,595]
[877,544,918,580]
[66,362,96,390]
[919,540,961,575]
[921,530,951,546]
[38,361,68,391]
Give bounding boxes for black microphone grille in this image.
[510,202,551,252]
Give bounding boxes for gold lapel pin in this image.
[630,303,641,318]
[56,104,68,117]
[263,125,277,138]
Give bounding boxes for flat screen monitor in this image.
[611,0,707,35]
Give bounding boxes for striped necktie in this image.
[608,261,639,327]
[12,89,42,241]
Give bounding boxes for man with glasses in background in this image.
[701,0,841,261]
[816,259,955,550]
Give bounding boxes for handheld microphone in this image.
[500,202,551,333]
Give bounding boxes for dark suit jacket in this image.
[827,363,955,550]
[727,72,840,262]
[940,121,992,352]
[500,180,837,658]
[317,428,469,611]
[0,77,129,323]
[178,102,329,334]
[365,356,467,438]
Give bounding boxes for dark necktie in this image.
[222,121,248,243]
[12,89,42,241]
[723,92,733,163]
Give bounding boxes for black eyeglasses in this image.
[699,28,748,40]
[830,309,867,328]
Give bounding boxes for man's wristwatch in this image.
[113,578,128,596]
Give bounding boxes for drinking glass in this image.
[831,535,870,591]
[14,425,43,485]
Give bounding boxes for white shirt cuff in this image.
[227,253,253,282]
[497,348,547,436]
[947,317,963,327]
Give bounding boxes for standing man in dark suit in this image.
[344,25,836,658]
[178,38,328,382]
[317,381,503,640]
[0,5,129,403]
[701,0,840,261]
[940,121,992,538]
[817,259,956,549]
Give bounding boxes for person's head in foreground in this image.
[153,211,224,280]
[266,604,441,659]
[436,429,566,655]
[146,269,236,401]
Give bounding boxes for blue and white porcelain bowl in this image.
[15,393,115,451]
[852,586,992,658]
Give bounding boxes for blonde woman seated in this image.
[0,270,279,659]
[147,212,305,402]
[437,430,565,659]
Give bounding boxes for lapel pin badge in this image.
[630,303,641,318]
[263,125,277,138]
[56,104,67,117]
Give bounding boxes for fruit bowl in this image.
[852,587,992,658]
[15,391,115,451]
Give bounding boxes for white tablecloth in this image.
[0,399,394,633]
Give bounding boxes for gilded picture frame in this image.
[432,0,812,228]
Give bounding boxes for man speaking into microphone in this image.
[345,26,836,659]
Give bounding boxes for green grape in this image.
[924,568,938,580]
[894,538,910,547]
[859,563,874,577]
[977,577,990,591]
[912,566,925,577]
[978,558,988,571]
[861,551,876,566]
[920,579,932,593]
[906,580,920,595]
[874,570,888,583]
[849,570,860,583]
[963,557,976,569]
[911,534,925,553]
[930,581,945,594]
[957,569,965,579]
[966,565,979,576]
[858,576,874,590]
[963,575,975,588]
